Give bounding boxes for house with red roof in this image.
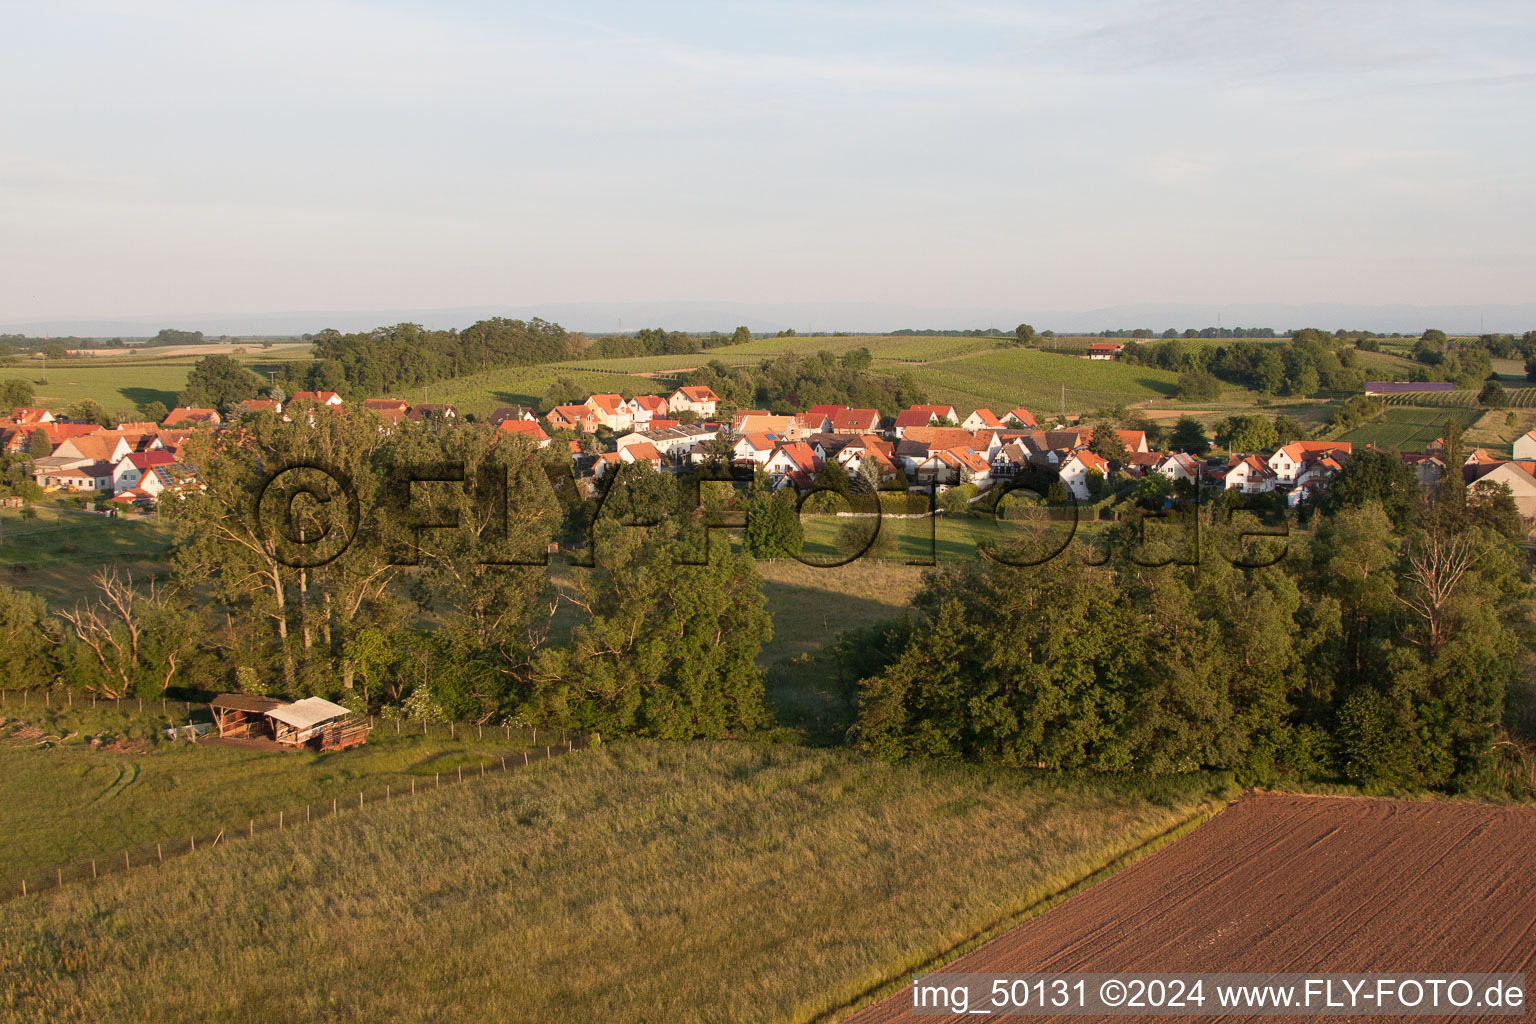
[667,385,720,417]
[546,404,599,433]
[10,408,53,424]
[113,450,178,492]
[618,441,663,470]
[627,395,669,426]
[290,391,344,407]
[1268,441,1352,484]
[1217,455,1278,494]
[584,393,633,431]
[830,408,882,434]
[763,441,821,489]
[162,407,222,427]
[1156,452,1202,485]
[892,404,959,436]
[960,409,1004,432]
[1059,449,1112,500]
[1467,460,1536,520]
[497,419,552,447]
[1003,408,1039,429]
[361,398,409,425]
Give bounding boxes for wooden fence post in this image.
[91,860,96,879]
[332,797,337,816]
[358,791,363,809]
[124,850,130,871]
[279,811,283,830]
[157,843,162,863]
[457,766,462,783]
[20,879,24,897]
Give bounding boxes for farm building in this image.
[268,698,372,750]
[208,694,373,751]
[209,694,286,739]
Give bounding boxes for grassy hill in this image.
[426,336,1207,419]
[5,344,313,417]
[0,739,1230,1023]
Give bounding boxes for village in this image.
[6,380,1533,520]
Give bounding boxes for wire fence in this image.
[0,684,596,903]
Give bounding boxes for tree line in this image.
[677,349,926,417]
[0,410,772,740]
[840,421,1536,797]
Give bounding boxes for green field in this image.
[0,507,176,604]
[903,347,1182,414]
[1380,388,1536,409]
[0,739,1231,1023]
[420,336,1211,419]
[6,344,312,417]
[0,697,543,883]
[1338,406,1480,449]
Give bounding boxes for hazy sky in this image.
[3,0,1534,321]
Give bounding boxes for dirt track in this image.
[846,791,1536,1023]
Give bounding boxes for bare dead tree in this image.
[57,567,185,698]
[1395,531,1483,654]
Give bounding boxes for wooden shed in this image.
[209,694,286,739]
[265,697,372,751]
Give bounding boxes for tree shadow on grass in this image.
[120,386,180,411]
[757,568,924,745]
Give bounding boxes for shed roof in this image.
[210,693,287,713]
[265,696,353,730]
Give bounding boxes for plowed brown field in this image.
[846,791,1536,1023]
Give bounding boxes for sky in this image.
[2,0,1534,325]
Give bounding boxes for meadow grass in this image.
[902,348,1183,415]
[0,739,1233,1024]
[419,365,649,417]
[0,507,176,604]
[9,346,312,415]
[0,698,538,882]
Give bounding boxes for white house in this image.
[1155,452,1202,485]
[1059,449,1110,500]
[960,409,1004,432]
[667,386,720,418]
[1268,441,1353,484]
[616,424,720,460]
[731,432,781,466]
[763,442,820,489]
[1514,430,1536,462]
[1219,455,1278,494]
[113,450,177,493]
[1469,461,1536,519]
[41,461,117,491]
[1003,408,1039,428]
[627,395,669,425]
[584,394,634,432]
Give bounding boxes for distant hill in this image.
[5,300,1534,339]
